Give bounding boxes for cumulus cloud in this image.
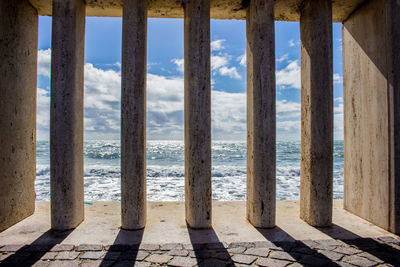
[211,39,225,51]
[334,73,343,84]
[218,66,241,79]
[288,39,296,47]
[38,49,51,77]
[276,60,301,89]
[172,58,184,73]
[238,53,246,66]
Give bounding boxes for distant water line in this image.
[35,140,344,201]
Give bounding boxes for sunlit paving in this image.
[1,0,399,266]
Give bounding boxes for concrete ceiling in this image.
[29,0,365,22]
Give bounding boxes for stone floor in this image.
[1,236,400,266]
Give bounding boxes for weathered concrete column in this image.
[0,0,38,232]
[184,0,212,229]
[246,0,276,228]
[51,0,86,231]
[121,0,147,230]
[300,0,333,227]
[343,0,400,234]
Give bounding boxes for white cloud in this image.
[238,53,246,66]
[218,66,241,80]
[211,39,225,51]
[334,73,343,84]
[276,60,301,89]
[288,39,296,47]
[172,58,184,73]
[211,55,229,71]
[37,49,51,77]
[277,54,289,63]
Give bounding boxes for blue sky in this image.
[37,16,344,141]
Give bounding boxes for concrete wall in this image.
[343,0,400,234]
[0,0,38,232]
[28,0,365,22]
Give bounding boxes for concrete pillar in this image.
[121,0,147,230]
[184,0,212,229]
[246,0,276,228]
[0,0,38,232]
[51,0,86,231]
[300,0,333,227]
[343,0,400,234]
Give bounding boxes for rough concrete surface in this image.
[184,0,212,229]
[246,0,276,228]
[121,0,147,230]
[28,0,366,22]
[0,0,38,232]
[0,201,397,245]
[343,0,400,234]
[50,0,86,231]
[300,0,333,227]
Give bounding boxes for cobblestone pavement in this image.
[1,236,400,266]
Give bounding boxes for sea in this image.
[35,140,344,201]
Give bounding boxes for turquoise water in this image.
[35,140,344,201]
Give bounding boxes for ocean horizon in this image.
[36,140,344,202]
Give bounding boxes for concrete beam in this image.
[184,0,212,229]
[246,0,276,228]
[0,0,38,232]
[50,0,86,231]
[300,0,333,227]
[343,0,400,234]
[121,0,147,230]
[28,0,365,22]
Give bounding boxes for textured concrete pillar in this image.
[300,0,333,227]
[121,0,147,230]
[184,0,212,229]
[246,0,276,228]
[51,0,86,231]
[343,0,400,234]
[0,0,38,232]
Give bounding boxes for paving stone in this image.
[206,242,229,249]
[134,262,151,267]
[76,244,103,251]
[231,254,257,264]
[24,245,53,252]
[55,251,80,260]
[300,240,319,249]
[288,263,304,267]
[199,259,226,267]
[139,244,159,251]
[0,244,26,252]
[358,252,384,264]
[0,253,14,261]
[145,254,172,264]
[168,249,189,256]
[328,262,355,267]
[80,251,106,260]
[81,260,114,267]
[105,244,131,251]
[49,260,81,267]
[255,257,292,267]
[103,251,121,260]
[270,251,297,262]
[254,241,276,248]
[160,243,182,250]
[343,255,380,266]
[51,244,75,252]
[244,248,270,257]
[209,251,231,260]
[169,256,198,267]
[291,246,315,255]
[227,247,246,254]
[377,236,400,245]
[32,261,51,267]
[318,250,344,261]
[299,254,330,266]
[41,251,58,260]
[113,261,150,267]
[333,246,362,255]
[229,242,254,248]
[121,250,149,261]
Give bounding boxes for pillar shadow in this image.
[255,226,341,267]
[0,229,72,266]
[316,223,400,266]
[187,223,234,266]
[100,228,144,266]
